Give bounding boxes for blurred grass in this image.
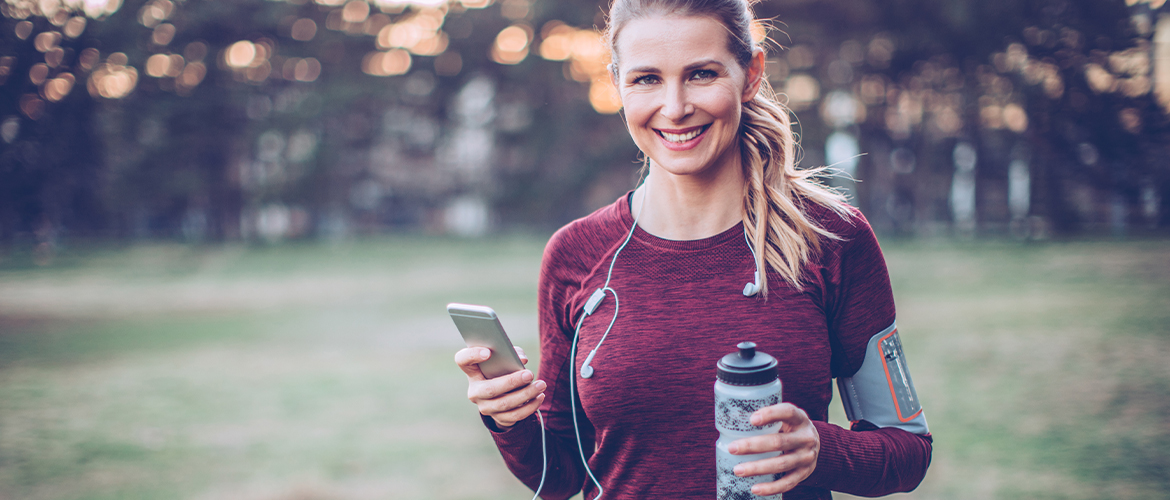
[0,237,1168,499]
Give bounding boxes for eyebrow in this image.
[625,59,727,75]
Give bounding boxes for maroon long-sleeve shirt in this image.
[484,194,932,499]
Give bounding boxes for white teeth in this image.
[660,127,703,143]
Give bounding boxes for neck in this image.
[633,156,745,241]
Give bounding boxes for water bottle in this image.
[715,341,782,500]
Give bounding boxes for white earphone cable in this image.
[602,182,648,289]
[571,314,606,499]
[531,409,547,500]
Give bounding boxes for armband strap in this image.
[837,322,929,435]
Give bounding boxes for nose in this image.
[660,81,694,122]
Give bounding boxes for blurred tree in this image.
[0,0,1166,246]
[755,0,1169,235]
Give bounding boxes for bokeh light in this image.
[538,22,573,61]
[491,24,531,65]
[375,8,448,56]
[139,0,173,28]
[44,47,64,67]
[226,41,258,69]
[342,0,370,23]
[291,18,317,41]
[29,63,49,85]
[87,53,138,99]
[152,23,176,45]
[1157,14,1170,113]
[784,74,820,111]
[15,20,34,39]
[1119,107,1142,133]
[749,19,766,44]
[293,57,321,81]
[1002,103,1028,133]
[78,47,100,70]
[532,20,618,113]
[589,76,621,114]
[19,94,45,119]
[146,54,170,77]
[43,73,75,102]
[176,61,206,93]
[363,49,411,76]
[34,31,61,53]
[0,56,13,85]
[64,16,86,38]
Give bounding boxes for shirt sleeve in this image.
[803,209,933,495]
[479,223,600,500]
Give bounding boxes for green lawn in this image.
[0,237,1167,499]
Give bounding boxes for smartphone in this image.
[447,303,526,379]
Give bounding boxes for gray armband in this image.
[837,322,929,435]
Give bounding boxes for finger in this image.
[750,403,804,427]
[455,347,491,379]
[748,462,816,496]
[514,346,529,365]
[470,369,536,401]
[492,392,546,428]
[732,447,817,478]
[482,380,547,417]
[729,431,815,455]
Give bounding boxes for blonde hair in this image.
[605,0,851,295]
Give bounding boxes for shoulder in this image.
[542,193,634,280]
[802,200,878,260]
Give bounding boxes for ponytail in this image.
[739,80,851,295]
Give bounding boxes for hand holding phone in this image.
[448,303,526,378]
[449,303,547,429]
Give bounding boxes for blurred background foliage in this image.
[2,2,1170,499]
[0,0,1168,254]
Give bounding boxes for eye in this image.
[631,74,659,86]
[690,69,718,81]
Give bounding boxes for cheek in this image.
[620,93,655,127]
[704,93,742,124]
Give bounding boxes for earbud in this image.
[742,231,761,297]
[581,349,598,378]
[742,270,760,296]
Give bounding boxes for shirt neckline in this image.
[618,190,745,252]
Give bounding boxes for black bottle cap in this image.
[716,341,779,386]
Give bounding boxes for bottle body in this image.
[714,379,783,500]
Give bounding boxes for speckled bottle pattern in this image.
[715,342,783,500]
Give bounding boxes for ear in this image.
[609,63,626,113]
[742,48,766,103]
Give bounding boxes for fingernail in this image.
[479,348,490,358]
[535,380,547,390]
[521,370,534,382]
[727,443,738,454]
[733,465,745,476]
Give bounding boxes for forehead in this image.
[613,15,735,71]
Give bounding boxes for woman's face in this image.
[612,14,763,180]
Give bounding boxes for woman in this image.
[454,0,933,498]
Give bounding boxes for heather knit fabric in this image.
[484,193,932,500]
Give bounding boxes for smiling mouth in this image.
[655,125,710,144]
